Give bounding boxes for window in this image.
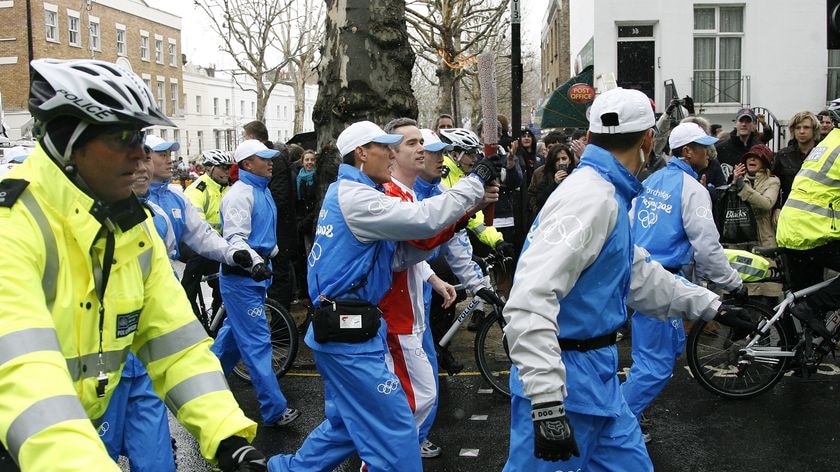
[214,130,222,149]
[155,37,163,64]
[276,105,280,119]
[45,6,58,42]
[156,81,164,111]
[251,102,255,117]
[213,97,219,115]
[68,12,80,47]
[173,130,180,155]
[116,25,126,56]
[160,129,168,140]
[140,32,149,61]
[168,40,177,66]
[830,51,840,102]
[170,82,178,115]
[196,95,202,114]
[240,100,245,116]
[283,105,288,119]
[197,131,204,154]
[142,77,151,92]
[89,17,100,51]
[226,130,235,150]
[225,99,230,115]
[693,6,743,104]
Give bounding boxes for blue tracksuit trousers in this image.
[268,349,421,472]
[100,354,175,472]
[621,313,686,418]
[212,275,287,423]
[503,364,652,472]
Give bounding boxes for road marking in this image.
[470,414,489,421]
[477,388,494,394]
[459,448,480,457]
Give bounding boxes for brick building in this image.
[0,0,181,139]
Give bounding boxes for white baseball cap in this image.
[588,88,655,134]
[336,121,403,156]
[233,139,280,163]
[668,122,718,149]
[144,134,180,152]
[420,128,452,153]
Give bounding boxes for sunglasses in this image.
[100,129,146,151]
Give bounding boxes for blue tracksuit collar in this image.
[577,145,643,208]
[148,180,170,198]
[338,163,384,192]
[413,176,440,196]
[238,169,270,188]
[667,156,699,179]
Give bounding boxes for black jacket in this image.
[715,129,764,167]
[772,144,808,206]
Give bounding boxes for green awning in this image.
[535,65,593,129]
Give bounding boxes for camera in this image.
[557,163,569,172]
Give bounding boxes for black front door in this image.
[617,41,655,99]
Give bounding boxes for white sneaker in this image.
[265,407,300,427]
[420,439,442,458]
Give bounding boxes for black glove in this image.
[495,241,515,259]
[666,98,679,116]
[476,288,504,309]
[471,158,499,184]
[531,401,580,462]
[250,262,272,282]
[730,284,749,303]
[232,250,253,268]
[216,436,267,472]
[715,305,754,339]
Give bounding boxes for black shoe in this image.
[437,347,464,376]
[792,303,834,341]
[467,309,486,332]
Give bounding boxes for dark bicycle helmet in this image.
[438,128,481,153]
[29,58,174,129]
[201,149,233,167]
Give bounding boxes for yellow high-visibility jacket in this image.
[0,146,256,471]
[777,129,840,250]
[184,172,227,233]
[441,155,504,249]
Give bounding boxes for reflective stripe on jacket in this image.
[777,128,840,250]
[0,146,256,470]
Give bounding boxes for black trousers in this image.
[786,241,840,312]
[181,253,221,320]
[268,256,294,310]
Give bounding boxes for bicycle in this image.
[195,273,299,382]
[686,246,840,399]
[437,252,514,397]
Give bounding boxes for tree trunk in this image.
[436,61,455,117]
[255,82,267,124]
[291,64,307,134]
[314,0,417,154]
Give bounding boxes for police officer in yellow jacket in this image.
[0,58,265,471]
[777,128,840,340]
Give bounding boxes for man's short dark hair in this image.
[243,120,269,142]
[383,117,417,134]
[571,129,587,141]
[543,131,565,147]
[818,110,832,119]
[588,130,647,153]
[342,151,355,165]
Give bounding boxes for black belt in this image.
[557,332,618,352]
[664,266,681,274]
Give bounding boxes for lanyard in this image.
[91,229,115,397]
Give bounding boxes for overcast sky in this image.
[145,0,550,68]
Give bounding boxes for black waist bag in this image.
[312,298,382,343]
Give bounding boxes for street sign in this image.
[511,0,520,24]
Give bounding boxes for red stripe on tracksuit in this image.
[387,333,416,412]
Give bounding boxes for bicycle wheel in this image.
[233,298,299,382]
[686,302,792,400]
[474,311,512,397]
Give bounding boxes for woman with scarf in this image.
[294,149,318,305]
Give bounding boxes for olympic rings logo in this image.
[636,209,658,229]
[540,213,592,250]
[98,422,110,436]
[368,196,397,216]
[308,243,323,267]
[695,206,714,221]
[414,348,427,359]
[247,306,264,318]
[377,378,400,395]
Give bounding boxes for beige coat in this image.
[737,169,780,248]
[736,169,782,297]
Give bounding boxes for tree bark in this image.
[314,0,417,152]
